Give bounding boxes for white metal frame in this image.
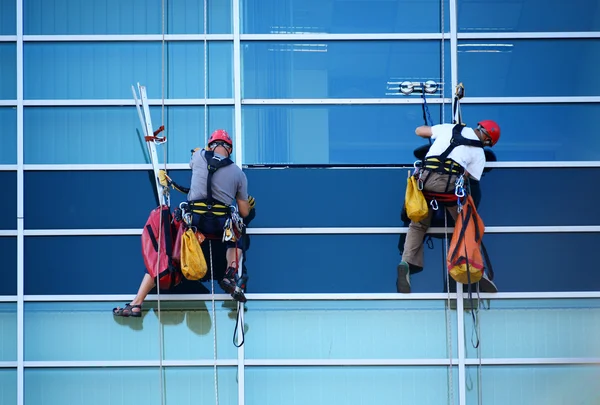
[3,1,600,405]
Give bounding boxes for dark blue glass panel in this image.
[0,172,16,230]
[245,167,600,228]
[457,104,600,161]
[458,0,600,32]
[24,0,232,34]
[242,104,447,165]
[0,108,17,164]
[241,0,449,33]
[24,106,233,164]
[24,42,232,99]
[0,0,15,35]
[0,238,17,295]
[242,40,450,98]
[459,39,600,97]
[0,44,16,99]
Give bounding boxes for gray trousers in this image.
[401,170,460,268]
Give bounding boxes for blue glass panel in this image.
[0,304,17,361]
[24,0,232,34]
[0,369,17,405]
[0,238,16,295]
[242,104,446,164]
[466,366,600,405]
[459,39,600,97]
[24,235,234,295]
[464,299,600,359]
[243,40,450,98]
[241,0,449,33]
[23,106,233,164]
[0,108,16,164]
[458,0,600,32]
[0,0,15,35]
[25,302,237,361]
[24,42,233,99]
[25,367,238,405]
[0,44,16,99]
[247,367,458,405]
[245,300,457,359]
[0,172,16,229]
[460,103,600,161]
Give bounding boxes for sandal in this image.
[113,303,142,317]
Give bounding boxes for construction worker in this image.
[113,129,253,317]
[396,120,500,294]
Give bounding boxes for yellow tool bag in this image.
[180,227,207,281]
[404,171,429,223]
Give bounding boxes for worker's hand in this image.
[158,170,171,187]
[248,195,256,209]
[190,147,201,156]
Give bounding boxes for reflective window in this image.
[0,238,16,295]
[242,104,449,165]
[25,302,236,360]
[466,365,600,405]
[0,173,17,230]
[241,0,449,34]
[24,42,233,99]
[25,368,237,404]
[458,39,600,97]
[0,304,16,361]
[24,0,232,34]
[0,369,17,405]
[24,106,233,164]
[0,44,16,99]
[464,299,600,359]
[0,108,17,164]
[245,301,456,359]
[458,0,600,32]
[0,0,15,35]
[247,367,457,405]
[461,103,600,161]
[243,40,450,99]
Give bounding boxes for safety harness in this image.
[187,150,234,217]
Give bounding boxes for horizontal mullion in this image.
[0,100,16,106]
[23,98,234,107]
[0,230,17,237]
[458,31,600,39]
[245,358,455,366]
[21,226,600,237]
[461,96,600,104]
[0,165,18,171]
[23,34,233,42]
[464,357,600,366]
[20,291,600,302]
[0,35,16,42]
[241,33,445,41]
[0,362,17,368]
[23,360,237,368]
[0,295,17,302]
[242,98,449,105]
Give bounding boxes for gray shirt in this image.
[187,149,248,205]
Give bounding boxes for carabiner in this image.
[430,199,439,211]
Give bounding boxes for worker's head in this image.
[207,129,233,156]
[475,120,500,147]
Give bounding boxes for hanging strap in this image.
[204,150,234,206]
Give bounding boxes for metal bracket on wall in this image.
[399,80,440,95]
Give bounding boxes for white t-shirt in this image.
[425,123,486,181]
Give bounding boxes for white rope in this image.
[441,0,445,123]
[209,240,220,405]
[443,208,454,405]
[203,0,209,146]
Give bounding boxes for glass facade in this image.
[1,0,599,403]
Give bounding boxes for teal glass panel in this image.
[241,0,449,34]
[458,39,600,97]
[25,367,238,405]
[242,40,451,98]
[466,365,600,405]
[246,366,459,405]
[458,0,600,32]
[0,108,17,164]
[24,302,238,361]
[24,106,233,164]
[244,300,457,359]
[0,369,17,405]
[24,0,232,34]
[24,42,233,99]
[465,299,600,359]
[0,44,16,100]
[0,304,16,361]
[0,0,16,35]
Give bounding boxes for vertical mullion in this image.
[15,0,24,404]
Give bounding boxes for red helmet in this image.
[207,129,233,149]
[477,120,500,146]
